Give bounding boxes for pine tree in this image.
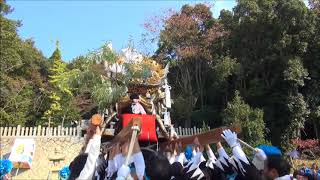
[43,41,79,127]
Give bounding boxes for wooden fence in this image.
[0,125,208,138]
[173,126,210,136]
[0,125,81,138]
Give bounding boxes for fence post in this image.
[21,127,25,136]
[8,127,12,136]
[3,127,8,136]
[26,127,30,136]
[53,127,57,136]
[61,127,65,136]
[0,127,3,136]
[45,127,49,137]
[41,126,45,136]
[37,125,41,136]
[12,127,16,136]
[77,126,81,138]
[65,127,69,136]
[16,125,21,136]
[72,127,76,136]
[58,126,61,136]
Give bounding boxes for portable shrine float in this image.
[85,44,174,147]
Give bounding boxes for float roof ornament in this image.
[121,47,143,64]
[101,44,169,87]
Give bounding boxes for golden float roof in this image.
[118,57,168,86]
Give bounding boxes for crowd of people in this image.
[60,123,320,180]
[294,163,319,180]
[0,125,319,180]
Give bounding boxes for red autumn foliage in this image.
[292,138,319,150]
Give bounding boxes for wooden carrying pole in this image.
[105,117,141,149]
[124,126,140,166]
[162,123,241,149]
[238,138,255,151]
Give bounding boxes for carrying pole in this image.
[237,138,256,152]
[124,126,140,166]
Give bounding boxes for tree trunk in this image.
[184,114,192,128]
[48,116,51,128]
[61,114,66,127]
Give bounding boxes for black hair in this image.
[141,148,171,180]
[170,162,184,178]
[68,153,88,180]
[130,93,139,100]
[199,161,213,180]
[266,155,291,177]
[95,154,107,180]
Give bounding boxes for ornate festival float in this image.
[78,43,175,147]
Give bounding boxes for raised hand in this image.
[254,148,267,161]
[221,129,238,148]
[95,125,102,136]
[116,165,131,180]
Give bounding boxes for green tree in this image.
[155,4,226,127]
[223,91,267,147]
[303,4,320,139]
[43,42,80,126]
[281,93,310,147]
[68,44,127,113]
[0,1,50,126]
[217,0,315,147]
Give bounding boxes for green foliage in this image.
[87,43,117,64]
[281,93,310,147]
[42,43,80,126]
[151,1,320,148]
[156,3,226,127]
[213,0,318,148]
[284,57,309,87]
[0,1,50,126]
[68,44,129,111]
[213,56,240,83]
[68,43,167,111]
[223,91,267,146]
[91,82,127,109]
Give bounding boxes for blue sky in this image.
[7,1,235,61]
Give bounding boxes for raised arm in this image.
[76,126,102,180]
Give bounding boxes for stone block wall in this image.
[1,137,84,180]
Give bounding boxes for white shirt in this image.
[76,135,101,180]
[131,103,146,114]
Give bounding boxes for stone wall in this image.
[1,137,84,180]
